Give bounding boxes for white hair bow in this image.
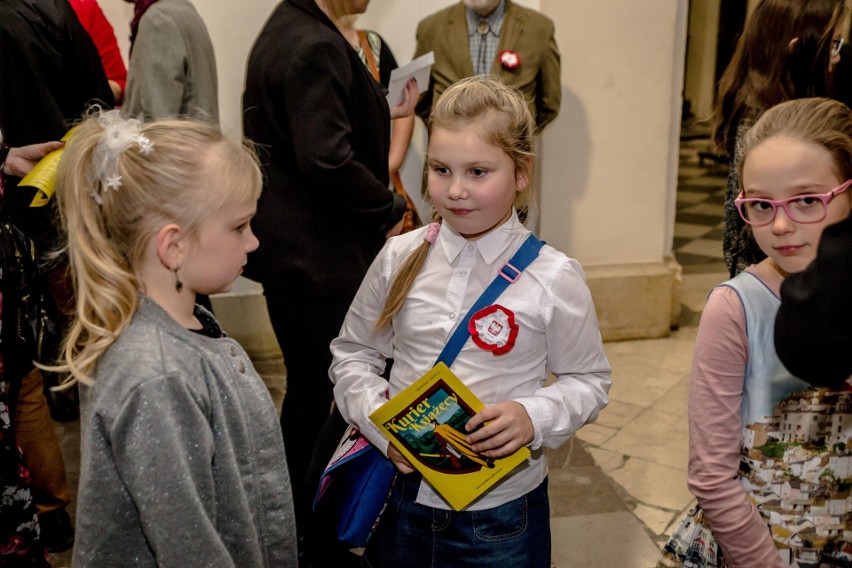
[89,110,153,204]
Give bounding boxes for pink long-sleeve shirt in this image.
[687,262,785,568]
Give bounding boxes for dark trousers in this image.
[265,291,359,565]
[366,476,551,568]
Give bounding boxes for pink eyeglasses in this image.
[734,179,852,226]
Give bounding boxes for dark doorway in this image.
[715,0,747,88]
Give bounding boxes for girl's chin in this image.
[204,283,234,296]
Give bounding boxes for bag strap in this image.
[358,31,381,83]
[434,234,544,367]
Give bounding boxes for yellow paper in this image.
[369,362,530,511]
[20,126,78,207]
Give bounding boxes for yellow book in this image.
[369,362,530,511]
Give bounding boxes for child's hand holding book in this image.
[465,401,535,459]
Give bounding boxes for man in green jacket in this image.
[414,0,561,132]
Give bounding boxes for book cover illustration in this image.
[369,362,530,511]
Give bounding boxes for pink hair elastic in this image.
[424,222,440,244]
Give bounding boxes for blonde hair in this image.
[53,111,262,385]
[429,75,536,209]
[374,76,535,330]
[738,97,852,187]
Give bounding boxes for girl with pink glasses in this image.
[662,97,852,567]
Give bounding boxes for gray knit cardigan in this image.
[73,297,296,567]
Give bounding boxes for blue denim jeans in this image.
[364,475,551,567]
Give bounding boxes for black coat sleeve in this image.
[283,41,394,225]
[0,0,113,146]
[775,215,852,386]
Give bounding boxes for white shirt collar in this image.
[437,210,526,266]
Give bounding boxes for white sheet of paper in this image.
[386,51,435,107]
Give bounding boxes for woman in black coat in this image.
[242,0,416,560]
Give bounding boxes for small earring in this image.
[174,268,183,293]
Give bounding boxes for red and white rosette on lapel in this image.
[468,304,518,356]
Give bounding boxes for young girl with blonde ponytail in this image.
[54,111,297,567]
[329,76,611,567]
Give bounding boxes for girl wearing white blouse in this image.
[329,76,611,567]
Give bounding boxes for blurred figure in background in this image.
[413,0,561,131]
[0,138,63,568]
[0,0,113,554]
[242,0,416,562]
[123,0,218,123]
[335,11,420,232]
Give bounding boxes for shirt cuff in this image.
[515,397,552,451]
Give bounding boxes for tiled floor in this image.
[673,136,729,276]
[48,135,730,567]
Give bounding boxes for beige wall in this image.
[537,0,685,265]
[98,2,131,59]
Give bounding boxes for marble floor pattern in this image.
[49,138,729,567]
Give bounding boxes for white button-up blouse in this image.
[330,213,611,510]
